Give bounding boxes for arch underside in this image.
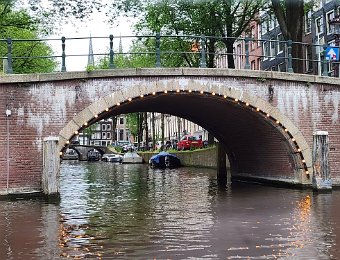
[61,90,310,184]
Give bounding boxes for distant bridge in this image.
[0,68,339,196]
[67,145,111,161]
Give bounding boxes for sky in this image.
[50,11,136,71]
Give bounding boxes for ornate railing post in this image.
[200,34,207,68]
[155,32,161,67]
[322,44,328,76]
[109,34,115,69]
[6,38,13,74]
[61,36,66,72]
[287,40,293,73]
[244,37,250,69]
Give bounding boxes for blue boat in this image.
[149,151,181,169]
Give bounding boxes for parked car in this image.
[122,143,136,152]
[177,135,203,150]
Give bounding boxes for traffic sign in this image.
[325,46,339,61]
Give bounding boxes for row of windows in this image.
[315,8,340,36]
[262,34,285,60]
[91,129,129,140]
[263,6,340,37]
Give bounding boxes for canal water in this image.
[1,161,340,259]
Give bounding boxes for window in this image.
[92,132,101,140]
[270,37,276,58]
[269,16,276,31]
[119,129,124,141]
[315,16,323,35]
[119,117,124,125]
[236,44,242,69]
[263,41,269,60]
[107,132,111,139]
[304,10,312,34]
[251,60,256,70]
[326,11,334,34]
[250,26,256,50]
[102,132,106,139]
[277,34,285,53]
[261,20,267,36]
[102,124,106,131]
[107,124,111,130]
[305,44,313,72]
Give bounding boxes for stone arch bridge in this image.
[0,68,339,196]
[67,145,111,161]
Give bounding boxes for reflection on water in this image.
[1,160,340,259]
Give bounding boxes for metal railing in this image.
[0,34,338,77]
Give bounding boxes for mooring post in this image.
[217,142,230,185]
[43,137,60,197]
[312,131,332,190]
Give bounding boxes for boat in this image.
[87,149,100,161]
[102,153,123,163]
[62,148,79,160]
[121,151,144,164]
[149,151,181,169]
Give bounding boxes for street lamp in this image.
[328,14,340,77]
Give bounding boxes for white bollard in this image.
[312,131,332,190]
[43,137,60,197]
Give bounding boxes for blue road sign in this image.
[325,46,339,61]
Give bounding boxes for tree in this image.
[83,123,97,145]
[0,1,57,73]
[271,0,304,73]
[132,0,265,68]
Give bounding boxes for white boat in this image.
[121,151,144,164]
[102,153,123,163]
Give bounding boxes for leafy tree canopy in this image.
[26,0,265,68]
[0,0,57,73]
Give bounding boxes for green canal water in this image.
[1,160,340,259]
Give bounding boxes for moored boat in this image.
[102,153,123,163]
[87,149,100,161]
[149,151,181,169]
[121,151,144,164]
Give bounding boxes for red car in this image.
[177,135,203,150]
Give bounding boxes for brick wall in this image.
[0,69,339,194]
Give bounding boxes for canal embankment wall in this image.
[140,146,224,169]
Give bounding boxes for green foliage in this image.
[125,113,139,137]
[84,0,266,69]
[133,0,265,68]
[0,1,57,73]
[86,64,96,72]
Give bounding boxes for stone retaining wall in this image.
[140,146,221,169]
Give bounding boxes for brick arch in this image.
[59,85,312,185]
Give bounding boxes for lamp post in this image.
[328,14,340,77]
